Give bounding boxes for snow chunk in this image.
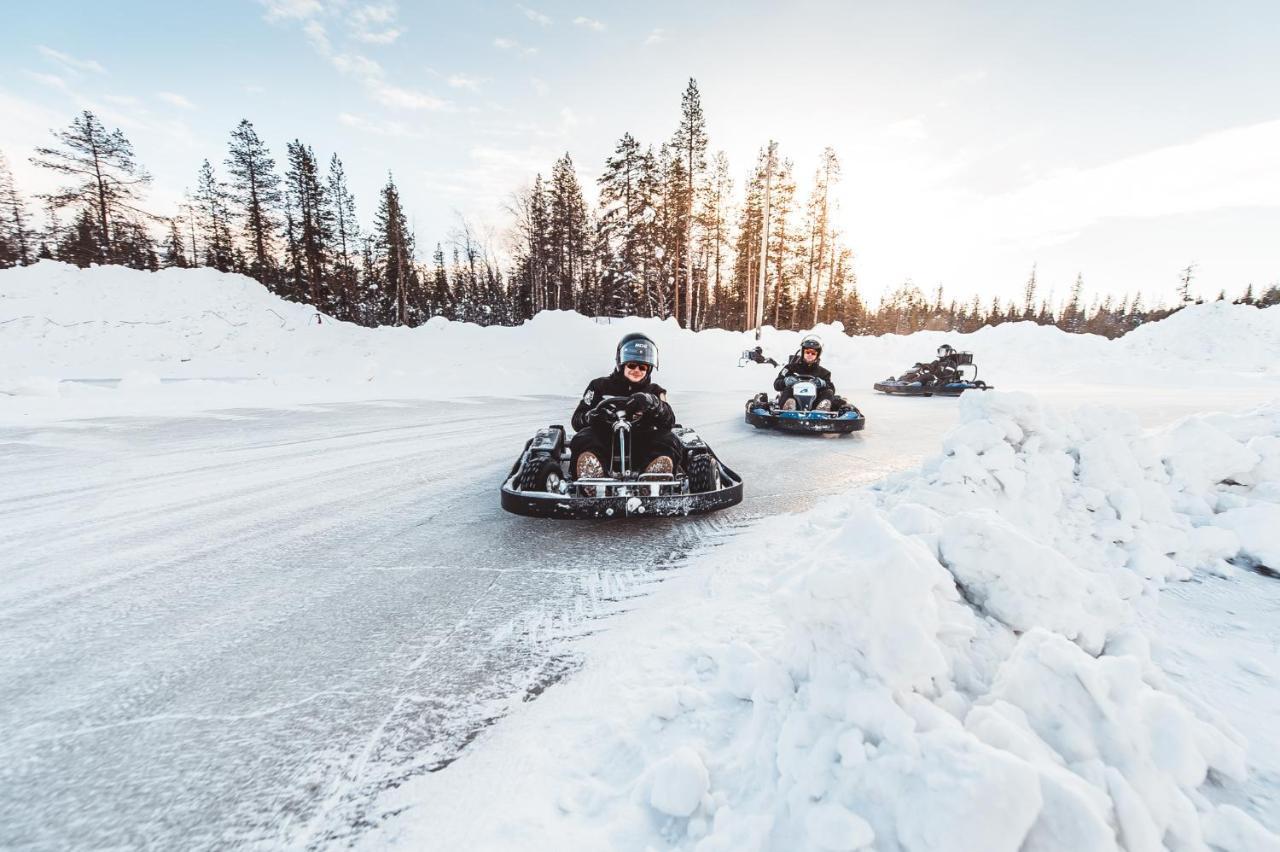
[648,746,709,818]
[939,510,1123,654]
[1214,504,1280,569]
[805,803,874,851]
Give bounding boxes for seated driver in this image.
[774,334,836,410]
[570,333,681,480]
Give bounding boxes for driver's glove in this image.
[625,392,659,421]
[784,375,799,387]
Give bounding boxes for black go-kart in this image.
[745,376,866,434]
[501,397,744,519]
[874,347,993,397]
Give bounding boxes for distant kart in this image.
[744,376,866,434]
[874,348,993,397]
[501,397,744,519]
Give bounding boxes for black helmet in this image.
[937,344,955,358]
[799,335,822,356]
[616,332,659,371]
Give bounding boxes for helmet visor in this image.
[618,338,658,369]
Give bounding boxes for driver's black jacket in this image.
[773,356,835,394]
[571,368,676,434]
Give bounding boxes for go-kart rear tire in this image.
[687,453,720,493]
[517,454,563,493]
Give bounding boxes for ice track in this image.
[0,387,1274,849]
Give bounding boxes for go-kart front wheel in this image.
[687,453,721,493]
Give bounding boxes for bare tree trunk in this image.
[754,142,774,341]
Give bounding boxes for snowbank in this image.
[2,263,1278,422]
[362,393,1280,851]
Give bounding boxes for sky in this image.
[2,0,1278,309]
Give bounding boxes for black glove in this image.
[625,392,659,421]
[585,399,612,425]
[813,377,826,390]
[784,375,799,387]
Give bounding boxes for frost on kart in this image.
[874,344,994,397]
[745,377,866,434]
[502,398,743,519]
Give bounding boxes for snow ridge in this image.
[366,392,1280,851]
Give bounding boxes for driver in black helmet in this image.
[774,334,837,411]
[570,333,681,481]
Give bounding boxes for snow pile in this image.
[365,393,1280,851]
[3,263,1279,422]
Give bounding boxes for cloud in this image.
[23,70,71,92]
[338,111,423,138]
[987,119,1280,247]
[245,84,268,95]
[258,0,322,21]
[37,46,106,75]
[559,107,578,127]
[303,20,332,52]
[448,74,483,91]
[644,28,665,45]
[157,92,196,110]
[349,2,402,43]
[370,82,448,111]
[332,52,383,76]
[573,16,605,31]
[493,36,538,56]
[530,77,549,97]
[518,4,551,26]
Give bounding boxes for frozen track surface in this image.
[0,386,1273,849]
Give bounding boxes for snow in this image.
[358,394,1280,852]
[4,262,1278,424]
[3,261,1280,850]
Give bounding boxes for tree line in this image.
[1,80,1276,339]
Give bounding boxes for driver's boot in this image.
[816,399,832,411]
[782,398,797,411]
[576,452,604,497]
[643,455,673,475]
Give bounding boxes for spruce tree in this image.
[327,154,360,321]
[195,159,234,271]
[670,79,707,326]
[284,141,332,312]
[0,151,34,266]
[225,119,282,283]
[372,174,414,326]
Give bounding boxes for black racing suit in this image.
[904,355,961,386]
[774,356,836,408]
[570,369,682,473]
[747,347,779,367]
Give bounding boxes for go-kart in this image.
[501,397,744,519]
[745,376,866,434]
[873,349,992,397]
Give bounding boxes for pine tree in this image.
[195,159,234,271]
[31,111,153,264]
[372,174,414,326]
[807,147,840,327]
[57,208,102,267]
[0,151,34,266]
[546,153,590,312]
[1022,263,1038,320]
[225,119,282,284]
[699,150,733,329]
[327,154,360,321]
[163,216,189,268]
[597,133,651,318]
[670,78,708,327]
[283,141,333,312]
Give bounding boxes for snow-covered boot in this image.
[782,398,797,411]
[816,399,832,411]
[643,455,673,475]
[576,452,604,496]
